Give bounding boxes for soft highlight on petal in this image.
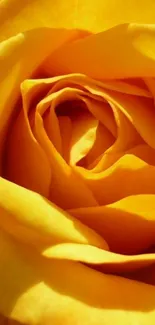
[69,194,155,254]
[0,177,107,250]
[0,28,81,173]
[44,24,155,79]
[1,0,155,40]
[1,230,155,325]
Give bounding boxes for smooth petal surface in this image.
[4,107,52,198]
[83,123,114,169]
[0,177,107,250]
[69,194,155,254]
[58,116,72,163]
[1,229,155,325]
[123,263,155,286]
[75,154,155,205]
[43,242,155,274]
[0,28,81,173]
[1,0,155,41]
[44,24,155,79]
[34,107,98,209]
[1,2,155,325]
[70,111,98,165]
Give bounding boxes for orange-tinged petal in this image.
[77,80,143,155]
[58,116,72,163]
[31,74,149,173]
[81,96,117,137]
[1,230,155,325]
[15,78,99,208]
[124,263,155,286]
[127,144,155,165]
[1,0,155,40]
[23,73,149,145]
[36,91,63,155]
[0,28,81,173]
[34,88,98,209]
[96,78,151,98]
[82,123,114,169]
[41,87,98,164]
[75,155,155,205]
[94,143,155,173]
[46,72,151,101]
[105,92,155,150]
[0,0,89,41]
[43,242,155,273]
[0,177,108,250]
[69,194,155,254]
[0,314,7,324]
[92,106,143,172]
[50,73,151,99]
[43,107,62,155]
[4,107,52,198]
[144,77,155,100]
[70,110,98,165]
[44,24,155,79]
[35,112,98,209]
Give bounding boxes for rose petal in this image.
[70,110,98,165]
[43,242,155,274]
[127,144,155,165]
[1,229,155,325]
[0,28,80,173]
[103,90,155,150]
[81,96,117,137]
[43,107,62,155]
[0,1,90,42]
[4,107,52,198]
[35,113,98,209]
[11,78,98,208]
[58,116,72,163]
[34,88,99,208]
[29,73,147,173]
[74,154,155,205]
[44,24,155,79]
[124,263,155,286]
[49,73,152,98]
[0,177,108,250]
[144,77,155,100]
[82,123,114,169]
[1,0,155,41]
[69,194,155,254]
[94,144,155,173]
[92,106,143,172]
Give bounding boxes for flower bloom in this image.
[1,1,155,324]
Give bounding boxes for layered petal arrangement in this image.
[1,1,155,324]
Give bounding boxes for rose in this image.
[1,1,155,325]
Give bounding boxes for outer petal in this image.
[74,154,155,208]
[69,194,155,254]
[1,0,155,40]
[0,177,107,250]
[1,229,155,325]
[0,28,83,173]
[44,24,155,79]
[4,104,52,198]
[43,242,155,273]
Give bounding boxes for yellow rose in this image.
[1,0,155,324]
